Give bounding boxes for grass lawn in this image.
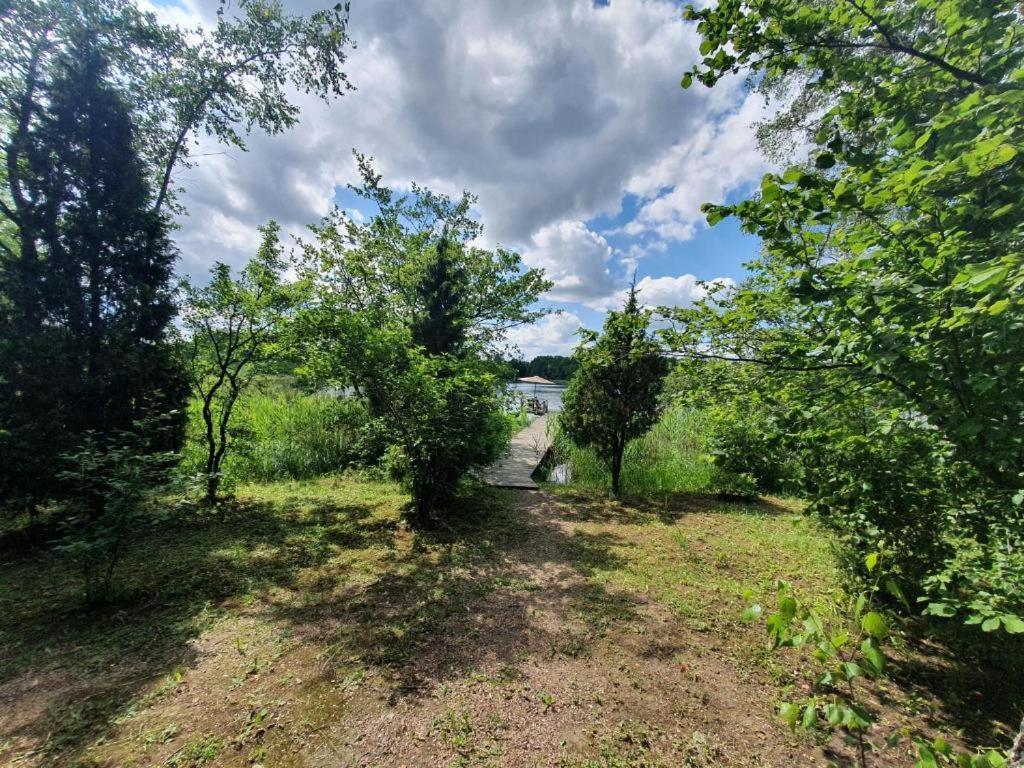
[0,476,1019,767]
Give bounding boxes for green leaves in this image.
[298,167,548,522]
[814,152,836,169]
[678,0,1024,639]
[779,701,800,729]
[860,639,885,674]
[560,285,667,496]
[913,737,1009,768]
[954,262,1011,293]
[741,603,763,621]
[861,611,889,639]
[1002,615,1024,634]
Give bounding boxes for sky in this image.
[147,0,784,359]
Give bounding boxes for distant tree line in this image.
[508,355,579,383]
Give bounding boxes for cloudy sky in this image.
[150,0,781,358]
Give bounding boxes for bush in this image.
[559,285,667,495]
[384,352,513,523]
[704,406,802,496]
[55,419,176,603]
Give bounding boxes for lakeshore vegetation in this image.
[1,0,1022,766]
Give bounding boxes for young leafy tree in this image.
[673,0,1024,628]
[298,159,550,524]
[181,222,300,503]
[322,313,512,525]
[742,556,1014,768]
[561,286,668,496]
[56,414,178,604]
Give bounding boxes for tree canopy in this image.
[673,0,1024,628]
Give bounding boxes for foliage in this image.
[180,222,304,502]
[1,0,352,508]
[675,0,1024,629]
[299,153,550,360]
[180,387,376,488]
[509,355,580,382]
[0,40,185,508]
[743,554,1010,768]
[662,359,802,496]
[561,286,668,496]
[298,160,549,523]
[0,0,353,215]
[55,417,177,604]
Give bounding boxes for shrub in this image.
[55,418,176,603]
[560,285,667,495]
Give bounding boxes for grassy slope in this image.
[0,477,1019,767]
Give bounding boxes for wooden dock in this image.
[480,414,552,489]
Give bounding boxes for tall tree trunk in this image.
[202,391,219,503]
[611,447,622,497]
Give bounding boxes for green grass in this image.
[179,379,529,490]
[180,384,375,485]
[551,407,717,496]
[3,470,1021,766]
[0,475,530,767]
[553,488,842,636]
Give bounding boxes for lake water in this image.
[326,381,568,412]
[508,382,567,412]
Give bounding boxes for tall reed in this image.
[551,407,716,495]
[181,387,373,485]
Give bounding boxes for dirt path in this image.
[274,490,820,767]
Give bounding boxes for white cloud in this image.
[625,90,777,241]
[523,220,617,303]
[149,0,766,280]
[505,312,584,359]
[589,273,735,311]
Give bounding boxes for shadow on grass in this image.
[265,486,639,702]
[548,486,794,525]
[888,620,1024,747]
[0,480,636,766]
[547,485,1024,755]
[0,484,392,767]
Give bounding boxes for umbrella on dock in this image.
[516,375,555,396]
